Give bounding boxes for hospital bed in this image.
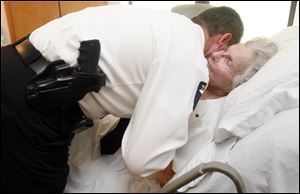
[65,3,299,192]
[65,25,299,193]
[170,107,299,193]
[158,5,299,193]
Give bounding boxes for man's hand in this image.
[156,162,175,187]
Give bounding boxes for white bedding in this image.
[65,96,227,193]
[64,109,299,193]
[64,115,160,193]
[215,25,299,142]
[173,108,299,193]
[172,26,299,193]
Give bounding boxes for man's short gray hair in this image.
[232,37,278,88]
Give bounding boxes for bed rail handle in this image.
[157,161,246,193]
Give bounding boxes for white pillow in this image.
[214,25,299,142]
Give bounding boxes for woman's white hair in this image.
[232,37,278,88]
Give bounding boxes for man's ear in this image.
[218,33,232,49]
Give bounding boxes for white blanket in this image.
[65,97,225,193]
[65,107,299,193]
[64,115,160,193]
[180,108,299,193]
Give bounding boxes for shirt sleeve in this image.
[121,33,208,177]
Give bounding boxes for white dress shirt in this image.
[29,5,209,177]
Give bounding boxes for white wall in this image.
[210,1,291,42]
[120,1,195,10]
[293,1,299,26]
[118,1,295,42]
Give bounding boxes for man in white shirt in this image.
[1,5,243,192]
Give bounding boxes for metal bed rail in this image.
[157,161,246,193]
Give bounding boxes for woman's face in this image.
[207,43,255,90]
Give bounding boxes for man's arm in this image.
[121,52,208,177]
[121,18,208,177]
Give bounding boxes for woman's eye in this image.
[225,55,233,66]
[225,59,231,66]
[227,58,233,66]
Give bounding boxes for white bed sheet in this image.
[64,108,299,193]
[64,115,160,193]
[178,108,299,193]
